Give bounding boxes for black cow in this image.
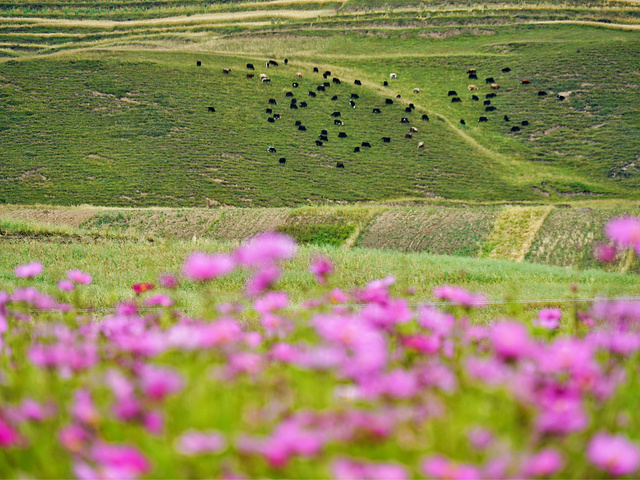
[208,106,215,112]
[486,93,496,99]
[521,120,529,126]
[246,63,254,70]
[269,60,279,66]
[361,142,371,148]
[460,119,466,125]
[538,90,547,96]
[421,114,429,121]
[382,137,391,143]
[385,99,394,105]
[313,67,319,73]
[279,157,286,163]
[333,78,341,84]
[448,90,458,96]
[321,129,328,135]
[309,91,317,97]
[405,133,413,139]
[409,103,415,109]
[354,79,362,85]
[354,147,360,152]
[273,114,281,120]
[502,67,511,73]
[323,82,330,87]
[479,117,488,122]
[299,102,308,108]
[484,100,491,106]
[511,126,521,132]
[351,93,359,99]
[323,71,331,78]
[267,117,275,123]
[291,98,297,104]
[290,104,298,109]
[266,108,272,114]
[285,91,293,97]
[503,115,510,121]
[349,100,356,108]
[334,119,343,125]
[331,95,338,101]
[472,95,479,101]
[452,97,461,103]
[197,61,202,66]
[400,118,410,123]
[284,58,288,65]
[331,111,341,117]
[295,120,302,126]
[469,73,478,80]
[336,162,344,168]
[557,95,565,101]
[320,135,328,141]
[373,108,381,114]
[268,98,277,105]
[338,132,347,138]
[292,82,299,88]
[405,107,412,112]
[315,140,323,146]
[396,94,402,99]
[485,77,494,84]
[485,106,496,112]
[317,86,325,92]
[267,146,276,153]
[298,125,307,131]
[383,81,388,86]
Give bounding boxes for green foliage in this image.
[276,223,355,246]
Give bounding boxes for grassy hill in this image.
[0,1,639,207]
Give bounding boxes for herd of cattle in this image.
[200,59,560,168]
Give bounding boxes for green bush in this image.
[276,224,355,247]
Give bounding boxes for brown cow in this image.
[491,83,500,90]
[405,133,413,139]
[246,73,254,78]
[466,69,476,74]
[522,79,532,85]
[296,72,303,78]
[223,68,232,74]
[417,142,425,148]
[468,85,478,91]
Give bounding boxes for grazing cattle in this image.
[502,67,511,73]
[296,72,303,78]
[267,117,275,123]
[262,78,271,83]
[421,114,429,121]
[486,93,496,98]
[414,88,420,94]
[317,86,325,92]
[331,95,338,101]
[538,90,547,96]
[323,73,330,79]
[269,60,279,67]
[284,59,288,65]
[460,119,466,125]
[466,68,476,74]
[266,108,273,114]
[485,77,494,84]
[315,140,323,146]
[246,73,255,78]
[410,127,418,132]
[385,99,394,105]
[448,90,458,96]
[491,84,500,90]
[338,132,347,138]
[336,162,344,168]
[472,95,479,101]
[286,91,293,97]
[334,119,344,126]
[354,79,362,85]
[417,142,425,148]
[208,106,216,112]
[320,135,328,141]
[223,68,232,74]
[361,142,371,148]
[279,157,286,164]
[469,73,478,80]
[324,70,331,77]
[479,116,488,122]
[268,98,277,105]
[298,125,307,131]
[485,106,496,112]
[351,93,359,99]
[511,126,521,132]
[557,95,565,101]
[323,82,330,87]
[197,61,202,66]
[405,133,413,139]
[290,104,298,109]
[295,121,302,126]
[291,98,297,104]
[292,82,299,88]
[503,115,510,121]
[299,102,308,108]
[383,81,389,86]
[354,147,360,152]
[267,146,276,153]
[409,103,415,110]
[522,79,532,85]
[274,114,281,120]
[400,117,410,123]
[390,73,397,79]
[349,100,356,108]
[321,130,328,135]
[331,111,341,117]
[333,78,341,84]
[521,120,529,126]
[468,85,478,91]
[396,94,402,98]
[382,137,391,143]
[452,97,461,103]
[373,108,381,114]
[484,100,491,106]
[313,67,319,73]
[309,91,317,97]
[405,107,412,112]
[265,62,270,68]
[247,63,254,70]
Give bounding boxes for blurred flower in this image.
[90,442,150,479]
[522,448,564,477]
[467,427,494,450]
[176,430,226,455]
[132,283,154,295]
[534,308,562,329]
[67,269,92,285]
[57,279,74,292]
[140,365,184,401]
[490,321,532,360]
[606,216,640,253]
[71,389,100,425]
[246,264,280,297]
[309,256,333,285]
[14,261,43,279]
[433,285,486,308]
[182,252,235,281]
[0,417,20,447]
[144,294,174,308]
[595,243,618,263]
[234,232,296,267]
[254,292,288,313]
[332,457,408,480]
[587,432,640,476]
[158,273,178,289]
[422,455,481,480]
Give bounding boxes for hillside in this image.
[0,0,639,207]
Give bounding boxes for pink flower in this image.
[91,443,151,479]
[234,232,297,267]
[0,417,19,447]
[183,252,235,281]
[535,308,562,329]
[132,282,154,294]
[332,457,408,480]
[14,261,43,279]
[176,430,226,455]
[59,424,89,452]
[588,432,640,476]
[67,269,92,285]
[595,243,618,263]
[309,256,333,284]
[159,273,178,289]
[58,279,74,291]
[490,321,532,360]
[245,264,281,297]
[433,285,486,308]
[467,427,494,450]
[140,365,184,401]
[606,216,640,253]
[522,448,564,477]
[71,389,100,425]
[254,292,288,313]
[145,294,174,308]
[422,455,481,480]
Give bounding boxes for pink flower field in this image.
[1,225,640,479]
